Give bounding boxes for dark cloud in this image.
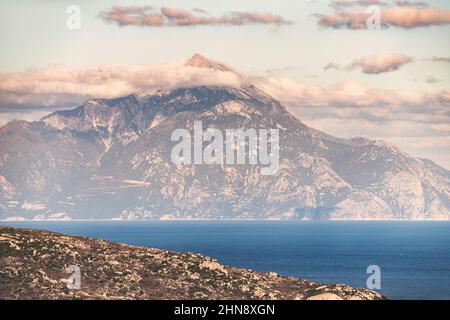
[324,62,341,71]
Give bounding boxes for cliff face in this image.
[0,226,383,300]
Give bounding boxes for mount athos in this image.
[0,54,448,221]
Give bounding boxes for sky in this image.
[0,0,449,168]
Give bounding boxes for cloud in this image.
[192,8,208,14]
[425,75,442,83]
[393,0,428,7]
[330,0,386,9]
[0,59,243,110]
[324,53,413,74]
[254,77,449,113]
[99,6,291,27]
[425,56,450,63]
[382,6,450,28]
[2,57,447,123]
[253,76,450,167]
[317,6,450,29]
[99,5,164,26]
[317,10,371,29]
[351,53,413,74]
[430,123,450,133]
[324,62,341,71]
[2,57,446,121]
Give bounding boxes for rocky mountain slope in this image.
[0,226,383,300]
[0,54,448,220]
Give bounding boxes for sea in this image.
[1,220,449,300]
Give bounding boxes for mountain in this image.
[0,226,384,299]
[186,53,234,72]
[0,54,449,220]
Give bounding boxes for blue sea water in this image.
[1,221,449,300]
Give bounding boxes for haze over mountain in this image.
[0,54,448,220]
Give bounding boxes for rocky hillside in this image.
[0,54,448,220]
[0,226,383,300]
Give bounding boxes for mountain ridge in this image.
[0,55,449,220]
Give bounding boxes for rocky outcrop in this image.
[0,226,384,300]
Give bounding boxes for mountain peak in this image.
[186,53,233,72]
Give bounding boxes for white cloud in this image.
[324,53,413,74]
[0,59,243,109]
[317,6,450,29]
[351,53,413,74]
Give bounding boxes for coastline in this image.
[0,226,385,300]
